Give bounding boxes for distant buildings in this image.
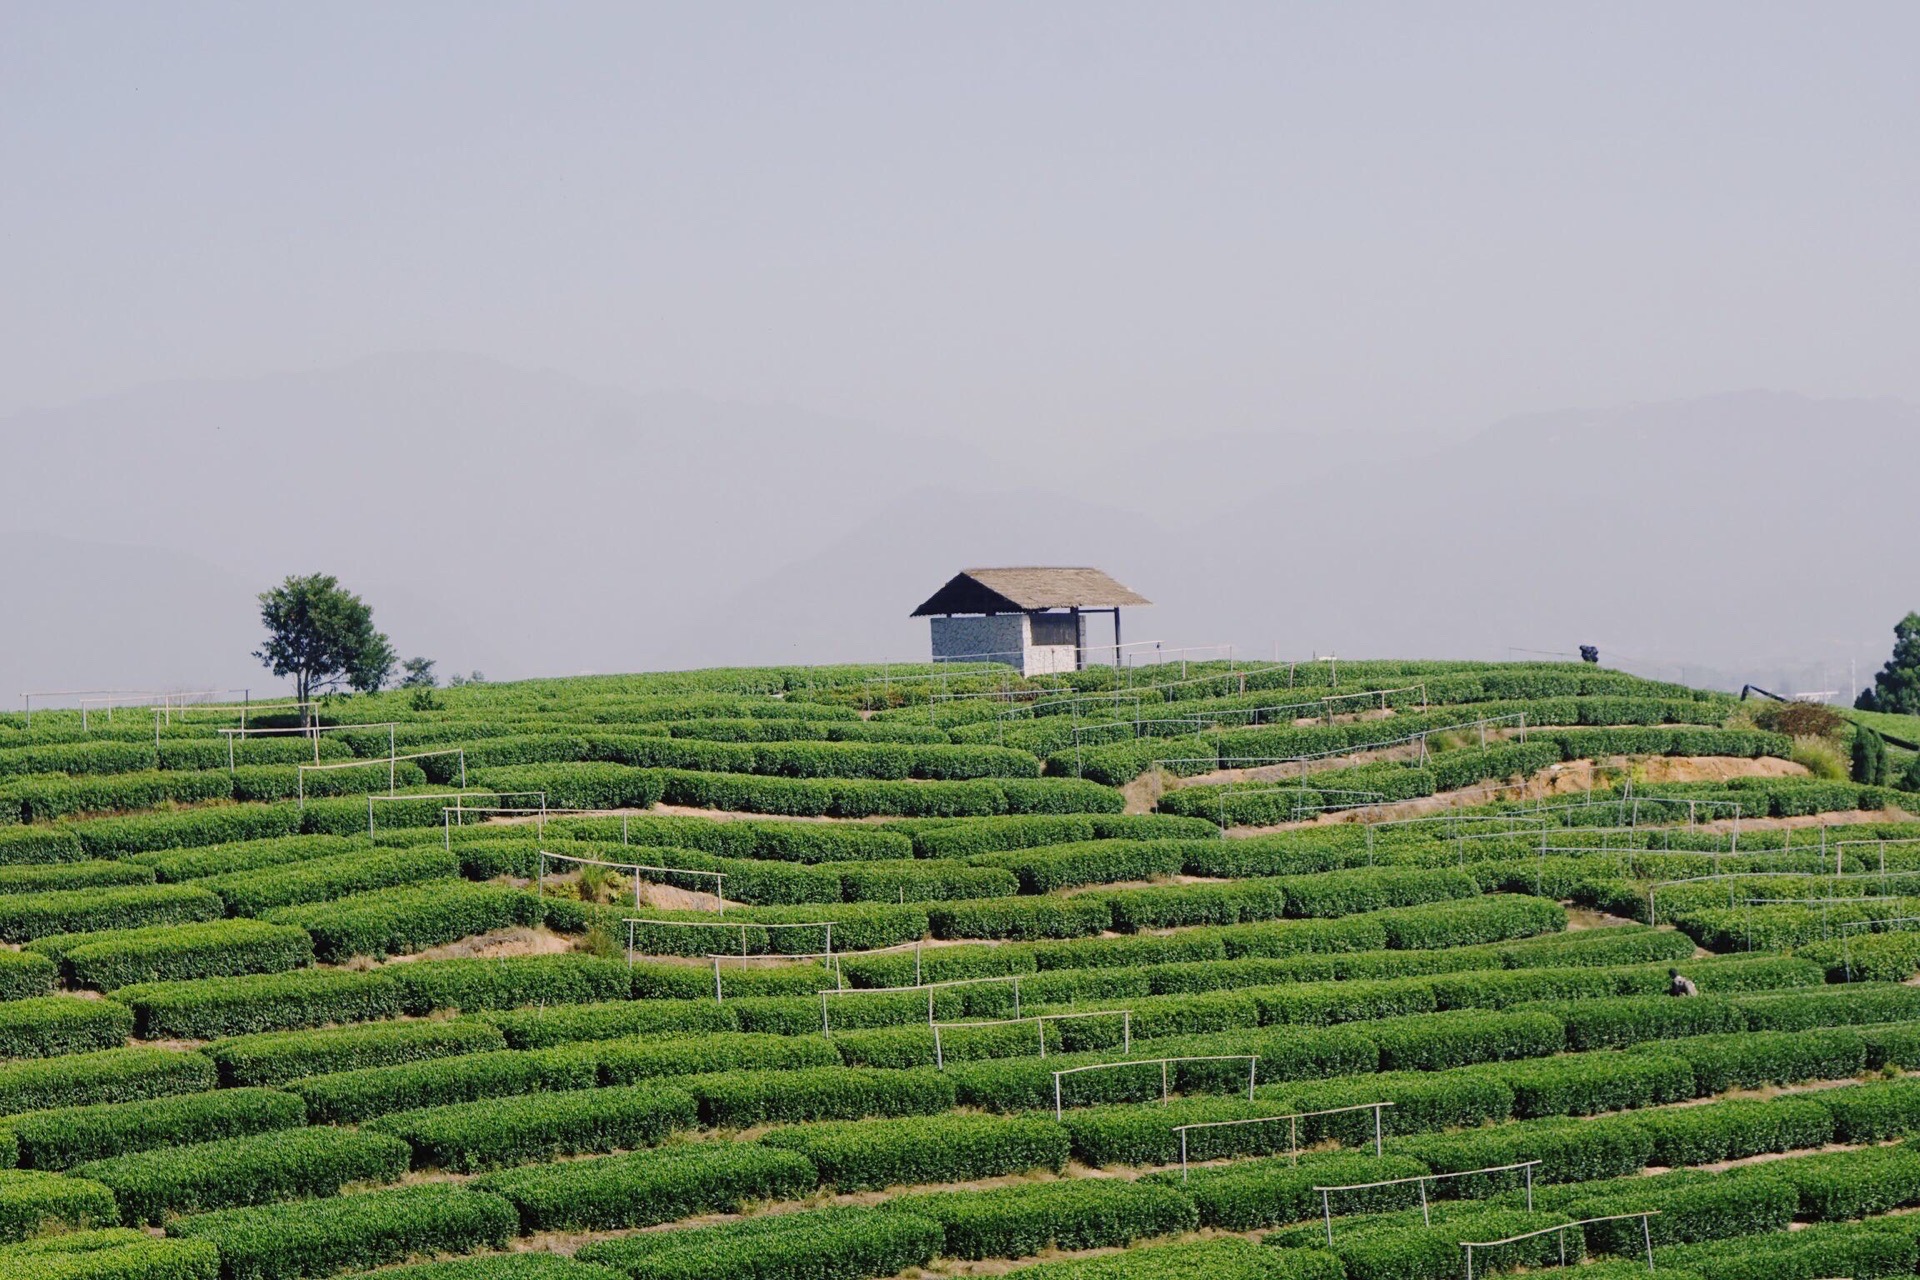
[911,567,1150,676]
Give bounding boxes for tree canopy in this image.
[253,575,396,712]
[1856,612,1920,716]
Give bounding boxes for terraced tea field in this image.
[3,659,1920,1280]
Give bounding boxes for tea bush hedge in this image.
[41,919,314,990]
[474,1142,818,1233]
[76,1126,410,1224]
[208,1019,506,1087]
[760,1113,1070,1191]
[365,1084,697,1172]
[6,1086,305,1171]
[167,1184,518,1280]
[574,1205,942,1280]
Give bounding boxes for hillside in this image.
[0,658,1918,1279]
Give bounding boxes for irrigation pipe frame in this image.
[1051,1054,1260,1121]
[623,917,841,969]
[1314,1160,1542,1241]
[1459,1211,1659,1280]
[1172,1101,1395,1181]
[929,1009,1132,1068]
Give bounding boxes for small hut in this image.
[910,567,1151,675]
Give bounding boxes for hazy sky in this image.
[5,3,1918,441]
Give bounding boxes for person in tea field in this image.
[1668,968,1698,997]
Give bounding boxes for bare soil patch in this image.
[1219,755,1818,837]
[370,926,578,964]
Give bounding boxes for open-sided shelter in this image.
[910,567,1151,675]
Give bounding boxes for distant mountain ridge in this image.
[2,356,1912,700]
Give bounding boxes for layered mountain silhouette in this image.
[3,354,1911,700]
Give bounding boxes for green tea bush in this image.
[76,1126,410,1224]
[129,834,356,883]
[1859,1021,1920,1069]
[68,805,304,857]
[1543,995,1747,1050]
[1323,1066,1523,1134]
[476,759,672,809]
[1061,1096,1338,1168]
[1734,983,1920,1030]
[0,884,222,943]
[0,1047,212,1117]
[593,1031,844,1084]
[592,735,1042,781]
[1272,1205,1576,1280]
[760,1113,1070,1190]
[1767,1142,1920,1220]
[1627,1098,1833,1167]
[1095,878,1289,931]
[573,1205,942,1280]
[390,953,633,1014]
[1014,934,1219,976]
[112,968,407,1038]
[888,814,1214,859]
[619,902,926,957]
[888,1179,1199,1260]
[202,846,458,916]
[1813,1076,1920,1142]
[1393,1115,1651,1187]
[474,1141,818,1233]
[681,1065,954,1127]
[44,920,314,990]
[0,1169,117,1242]
[1658,1220,1918,1280]
[1368,1011,1566,1072]
[1009,1238,1344,1280]
[1374,895,1566,950]
[227,761,429,804]
[6,1087,305,1171]
[0,1233,220,1280]
[1217,915,1393,958]
[969,840,1187,893]
[1543,1167,1795,1249]
[1630,1027,1866,1094]
[1249,978,1438,1026]
[1169,1152,1431,1231]
[336,1258,622,1280]
[939,1050,1204,1114]
[0,953,54,1002]
[366,1084,696,1172]
[167,1184,517,1280]
[292,1046,599,1123]
[264,879,541,961]
[0,997,131,1059]
[556,814,911,863]
[844,858,1026,903]
[1275,868,1478,918]
[0,769,233,824]
[209,1019,505,1087]
[0,826,87,864]
[926,895,1116,941]
[486,1000,737,1048]
[0,861,151,894]
[1464,1052,1695,1118]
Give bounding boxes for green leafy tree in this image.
[399,657,437,689]
[1852,726,1889,787]
[1857,613,1920,715]
[253,575,397,717]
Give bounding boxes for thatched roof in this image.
[911,567,1150,617]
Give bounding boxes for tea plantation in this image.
[3,659,1920,1280]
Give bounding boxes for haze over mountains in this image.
[2,352,1912,705]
